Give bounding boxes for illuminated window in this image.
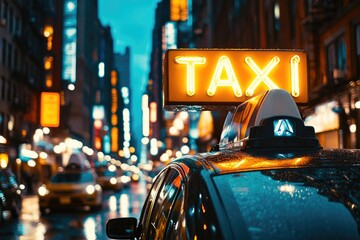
[98,62,105,78]
[94,136,101,150]
[111,114,118,126]
[44,56,53,70]
[111,88,118,113]
[273,1,280,33]
[43,25,53,38]
[165,22,177,49]
[45,73,53,88]
[111,127,118,152]
[111,71,117,86]
[150,102,157,123]
[47,36,53,51]
[21,129,27,137]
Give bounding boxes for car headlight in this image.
[110,177,117,185]
[121,175,131,184]
[38,185,49,196]
[95,184,102,191]
[86,185,96,195]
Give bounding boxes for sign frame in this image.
[163,49,308,111]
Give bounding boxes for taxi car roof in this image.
[172,148,360,177]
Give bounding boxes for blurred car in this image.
[0,168,22,218]
[95,165,123,191]
[66,152,92,170]
[126,165,142,183]
[38,165,102,214]
[107,89,360,239]
[119,172,131,188]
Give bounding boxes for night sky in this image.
[99,0,160,153]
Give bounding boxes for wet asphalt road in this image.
[0,181,148,240]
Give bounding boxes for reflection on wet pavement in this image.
[0,181,147,240]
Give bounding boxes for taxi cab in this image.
[38,154,102,213]
[106,50,360,239]
[95,164,123,192]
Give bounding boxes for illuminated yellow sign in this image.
[170,0,188,21]
[40,92,60,127]
[164,49,308,109]
[111,127,118,152]
[110,78,119,152]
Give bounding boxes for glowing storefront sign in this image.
[164,49,308,109]
[108,70,119,153]
[40,92,60,127]
[62,0,77,83]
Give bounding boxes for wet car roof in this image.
[175,148,360,176]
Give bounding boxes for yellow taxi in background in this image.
[38,164,102,214]
[95,164,123,192]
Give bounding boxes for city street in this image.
[0,181,148,240]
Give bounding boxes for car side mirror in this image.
[106,217,138,239]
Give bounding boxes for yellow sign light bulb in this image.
[174,56,206,96]
[207,56,242,97]
[245,56,280,96]
[290,55,300,97]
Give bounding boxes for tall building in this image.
[146,0,198,162]
[0,0,124,186]
[208,0,360,149]
[114,47,133,160]
[93,25,115,155]
[0,0,48,167]
[114,47,130,88]
[58,0,100,146]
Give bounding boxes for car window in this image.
[138,168,169,239]
[219,110,235,146]
[51,171,94,183]
[99,170,116,177]
[213,167,360,239]
[165,184,185,240]
[186,178,225,239]
[147,168,182,240]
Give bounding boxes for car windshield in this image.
[213,166,360,239]
[51,171,94,183]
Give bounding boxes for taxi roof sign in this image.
[163,49,308,110]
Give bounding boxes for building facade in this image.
[148,0,360,155]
